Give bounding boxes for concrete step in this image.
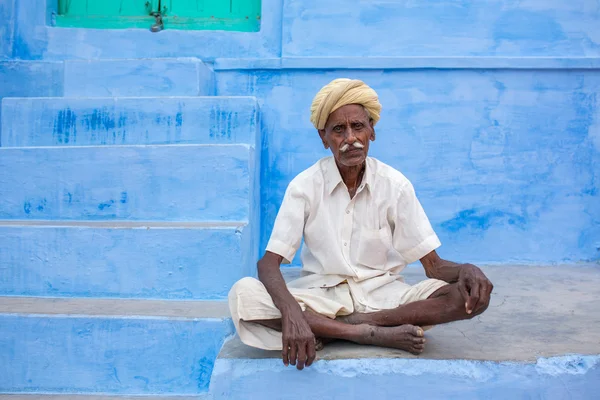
[0,222,257,300]
[0,396,208,400]
[210,265,600,399]
[0,297,232,396]
[0,144,256,221]
[1,97,259,147]
[63,58,214,97]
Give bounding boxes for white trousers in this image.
[228,275,448,350]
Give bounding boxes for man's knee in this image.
[229,276,262,298]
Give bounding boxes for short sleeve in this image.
[391,181,441,264]
[265,181,308,264]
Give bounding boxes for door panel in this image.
[55,0,260,31]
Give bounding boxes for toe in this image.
[406,325,424,337]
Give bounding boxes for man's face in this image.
[319,104,375,168]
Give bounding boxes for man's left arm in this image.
[420,250,493,315]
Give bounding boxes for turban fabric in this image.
[310,78,382,130]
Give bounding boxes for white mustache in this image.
[340,142,364,152]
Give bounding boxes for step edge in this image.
[0,143,252,150]
[1,96,258,101]
[0,394,209,399]
[0,220,249,228]
[0,296,231,320]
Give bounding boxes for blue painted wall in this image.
[0,315,234,394]
[211,356,600,400]
[1,0,599,266]
[282,0,600,57]
[0,225,255,299]
[217,68,600,264]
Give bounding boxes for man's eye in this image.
[333,126,343,132]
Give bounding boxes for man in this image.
[229,78,493,370]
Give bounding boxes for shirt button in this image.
[346,210,350,214]
[344,242,348,246]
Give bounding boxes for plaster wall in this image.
[216,68,600,264]
[282,0,600,57]
[0,0,598,265]
[211,356,600,400]
[0,315,234,394]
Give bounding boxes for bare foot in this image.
[357,324,426,355]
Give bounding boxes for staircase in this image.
[0,58,260,397]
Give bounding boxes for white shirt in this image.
[266,156,441,310]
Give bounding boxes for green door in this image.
[55,0,261,31]
[161,0,261,31]
[56,0,160,29]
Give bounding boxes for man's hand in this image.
[457,264,493,315]
[280,307,316,370]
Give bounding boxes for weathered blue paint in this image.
[0,225,256,299]
[9,0,283,60]
[64,58,214,96]
[0,61,64,144]
[210,356,600,399]
[216,69,600,264]
[282,0,600,57]
[0,145,253,221]
[2,97,259,146]
[0,315,234,394]
[0,0,15,60]
[213,56,600,71]
[1,0,599,397]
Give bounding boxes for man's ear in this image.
[370,128,376,142]
[318,129,329,149]
[369,120,375,141]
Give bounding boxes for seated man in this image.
[229,78,493,370]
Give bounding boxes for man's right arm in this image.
[257,251,316,370]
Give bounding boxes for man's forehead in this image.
[326,104,370,125]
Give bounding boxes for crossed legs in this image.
[250,282,489,355]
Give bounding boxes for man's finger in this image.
[281,339,289,367]
[457,280,470,306]
[475,281,491,314]
[306,338,316,367]
[296,342,307,370]
[289,341,298,366]
[466,281,480,314]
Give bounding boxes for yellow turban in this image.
[310,78,382,130]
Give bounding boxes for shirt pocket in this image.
[356,227,392,270]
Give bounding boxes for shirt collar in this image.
[324,156,374,195]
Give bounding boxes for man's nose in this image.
[345,129,357,143]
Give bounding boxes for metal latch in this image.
[150,12,163,32]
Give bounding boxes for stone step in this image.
[210,265,600,399]
[0,145,256,222]
[0,223,257,300]
[63,58,214,97]
[1,96,259,147]
[0,297,232,396]
[0,396,208,400]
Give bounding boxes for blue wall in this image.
[282,0,600,57]
[1,0,599,265]
[216,68,600,264]
[211,356,600,400]
[0,315,234,394]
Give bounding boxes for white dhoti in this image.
[229,273,448,350]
